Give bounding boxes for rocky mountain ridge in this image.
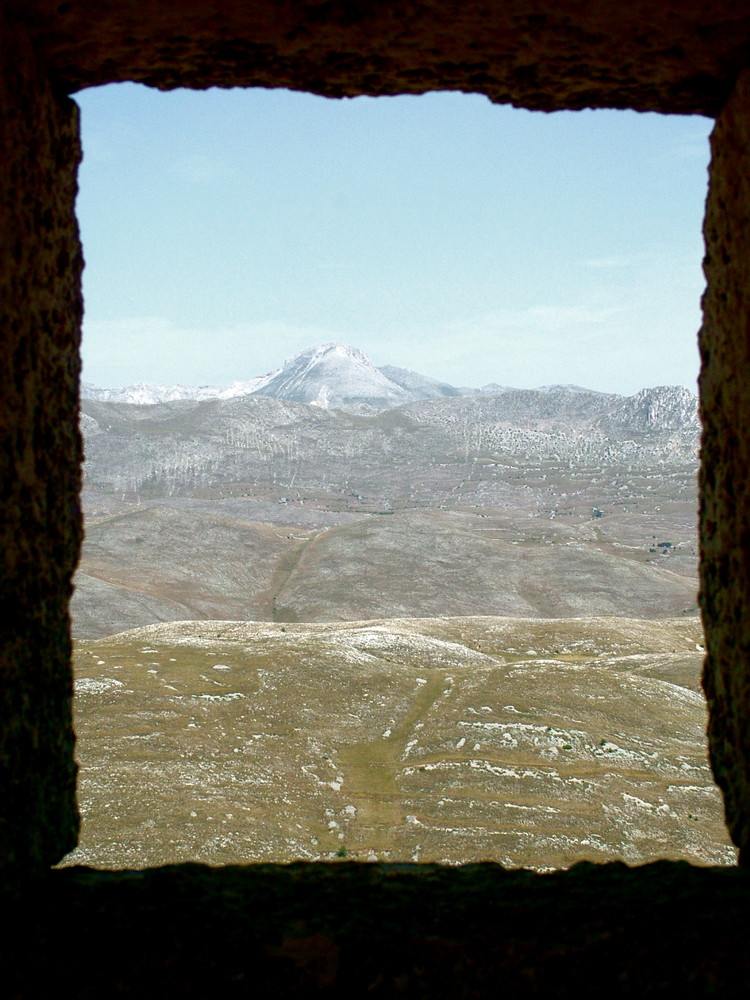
[83,341,675,410]
[80,382,699,502]
[75,355,699,639]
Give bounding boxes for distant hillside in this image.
[75,361,699,639]
[80,383,698,500]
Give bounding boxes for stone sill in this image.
[9,859,750,995]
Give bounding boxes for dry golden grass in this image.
[63,615,734,871]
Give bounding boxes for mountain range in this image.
[74,342,700,639]
[81,341,598,409]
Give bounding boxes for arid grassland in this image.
[64,615,734,871]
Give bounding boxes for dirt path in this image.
[256,529,326,621]
[338,669,448,856]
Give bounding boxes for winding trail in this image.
[339,668,449,855]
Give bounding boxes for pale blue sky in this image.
[75,83,712,394]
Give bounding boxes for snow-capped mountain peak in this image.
[81,343,415,409]
[249,342,411,409]
[81,341,697,414]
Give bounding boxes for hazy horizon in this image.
[75,84,712,395]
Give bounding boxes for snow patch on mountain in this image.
[81,378,268,405]
[81,342,697,413]
[251,343,411,408]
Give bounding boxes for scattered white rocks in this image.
[74,677,125,695]
[195,692,245,702]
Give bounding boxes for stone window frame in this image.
[3,0,750,896]
[8,4,750,990]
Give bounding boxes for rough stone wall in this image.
[10,862,750,996]
[0,10,82,880]
[13,0,750,115]
[1,0,750,882]
[701,68,750,858]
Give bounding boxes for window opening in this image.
[63,84,735,870]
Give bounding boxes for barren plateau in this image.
[64,615,733,871]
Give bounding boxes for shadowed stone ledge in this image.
[10,860,750,996]
[15,0,750,114]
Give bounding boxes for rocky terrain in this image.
[75,344,700,638]
[66,345,717,871]
[64,615,733,870]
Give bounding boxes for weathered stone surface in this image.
[1,8,750,997]
[0,11,82,879]
[9,862,750,996]
[12,0,750,114]
[700,68,750,858]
